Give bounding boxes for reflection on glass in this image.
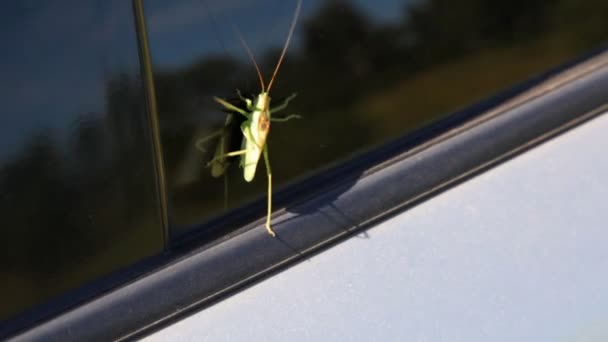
[145,0,608,235]
[0,2,164,322]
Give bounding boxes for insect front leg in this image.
[214,97,252,119]
[269,93,297,114]
[271,114,301,122]
[236,89,255,111]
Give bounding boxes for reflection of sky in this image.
[0,1,140,158]
[145,0,410,68]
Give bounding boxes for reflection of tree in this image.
[105,72,159,220]
[406,0,552,66]
[405,0,608,66]
[0,70,162,321]
[553,0,608,49]
[1,133,89,275]
[303,1,374,99]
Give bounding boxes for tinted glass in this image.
[0,1,164,322]
[144,0,608,235]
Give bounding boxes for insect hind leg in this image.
[262,145,276,237]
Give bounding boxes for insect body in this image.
[208,0,302,236]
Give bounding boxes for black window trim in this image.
[4,3,608,341]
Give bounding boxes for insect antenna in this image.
[267,0,302,92]
[234,26,266,92]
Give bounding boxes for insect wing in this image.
[242,93,270,182]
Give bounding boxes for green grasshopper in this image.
[207,0,302,236]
